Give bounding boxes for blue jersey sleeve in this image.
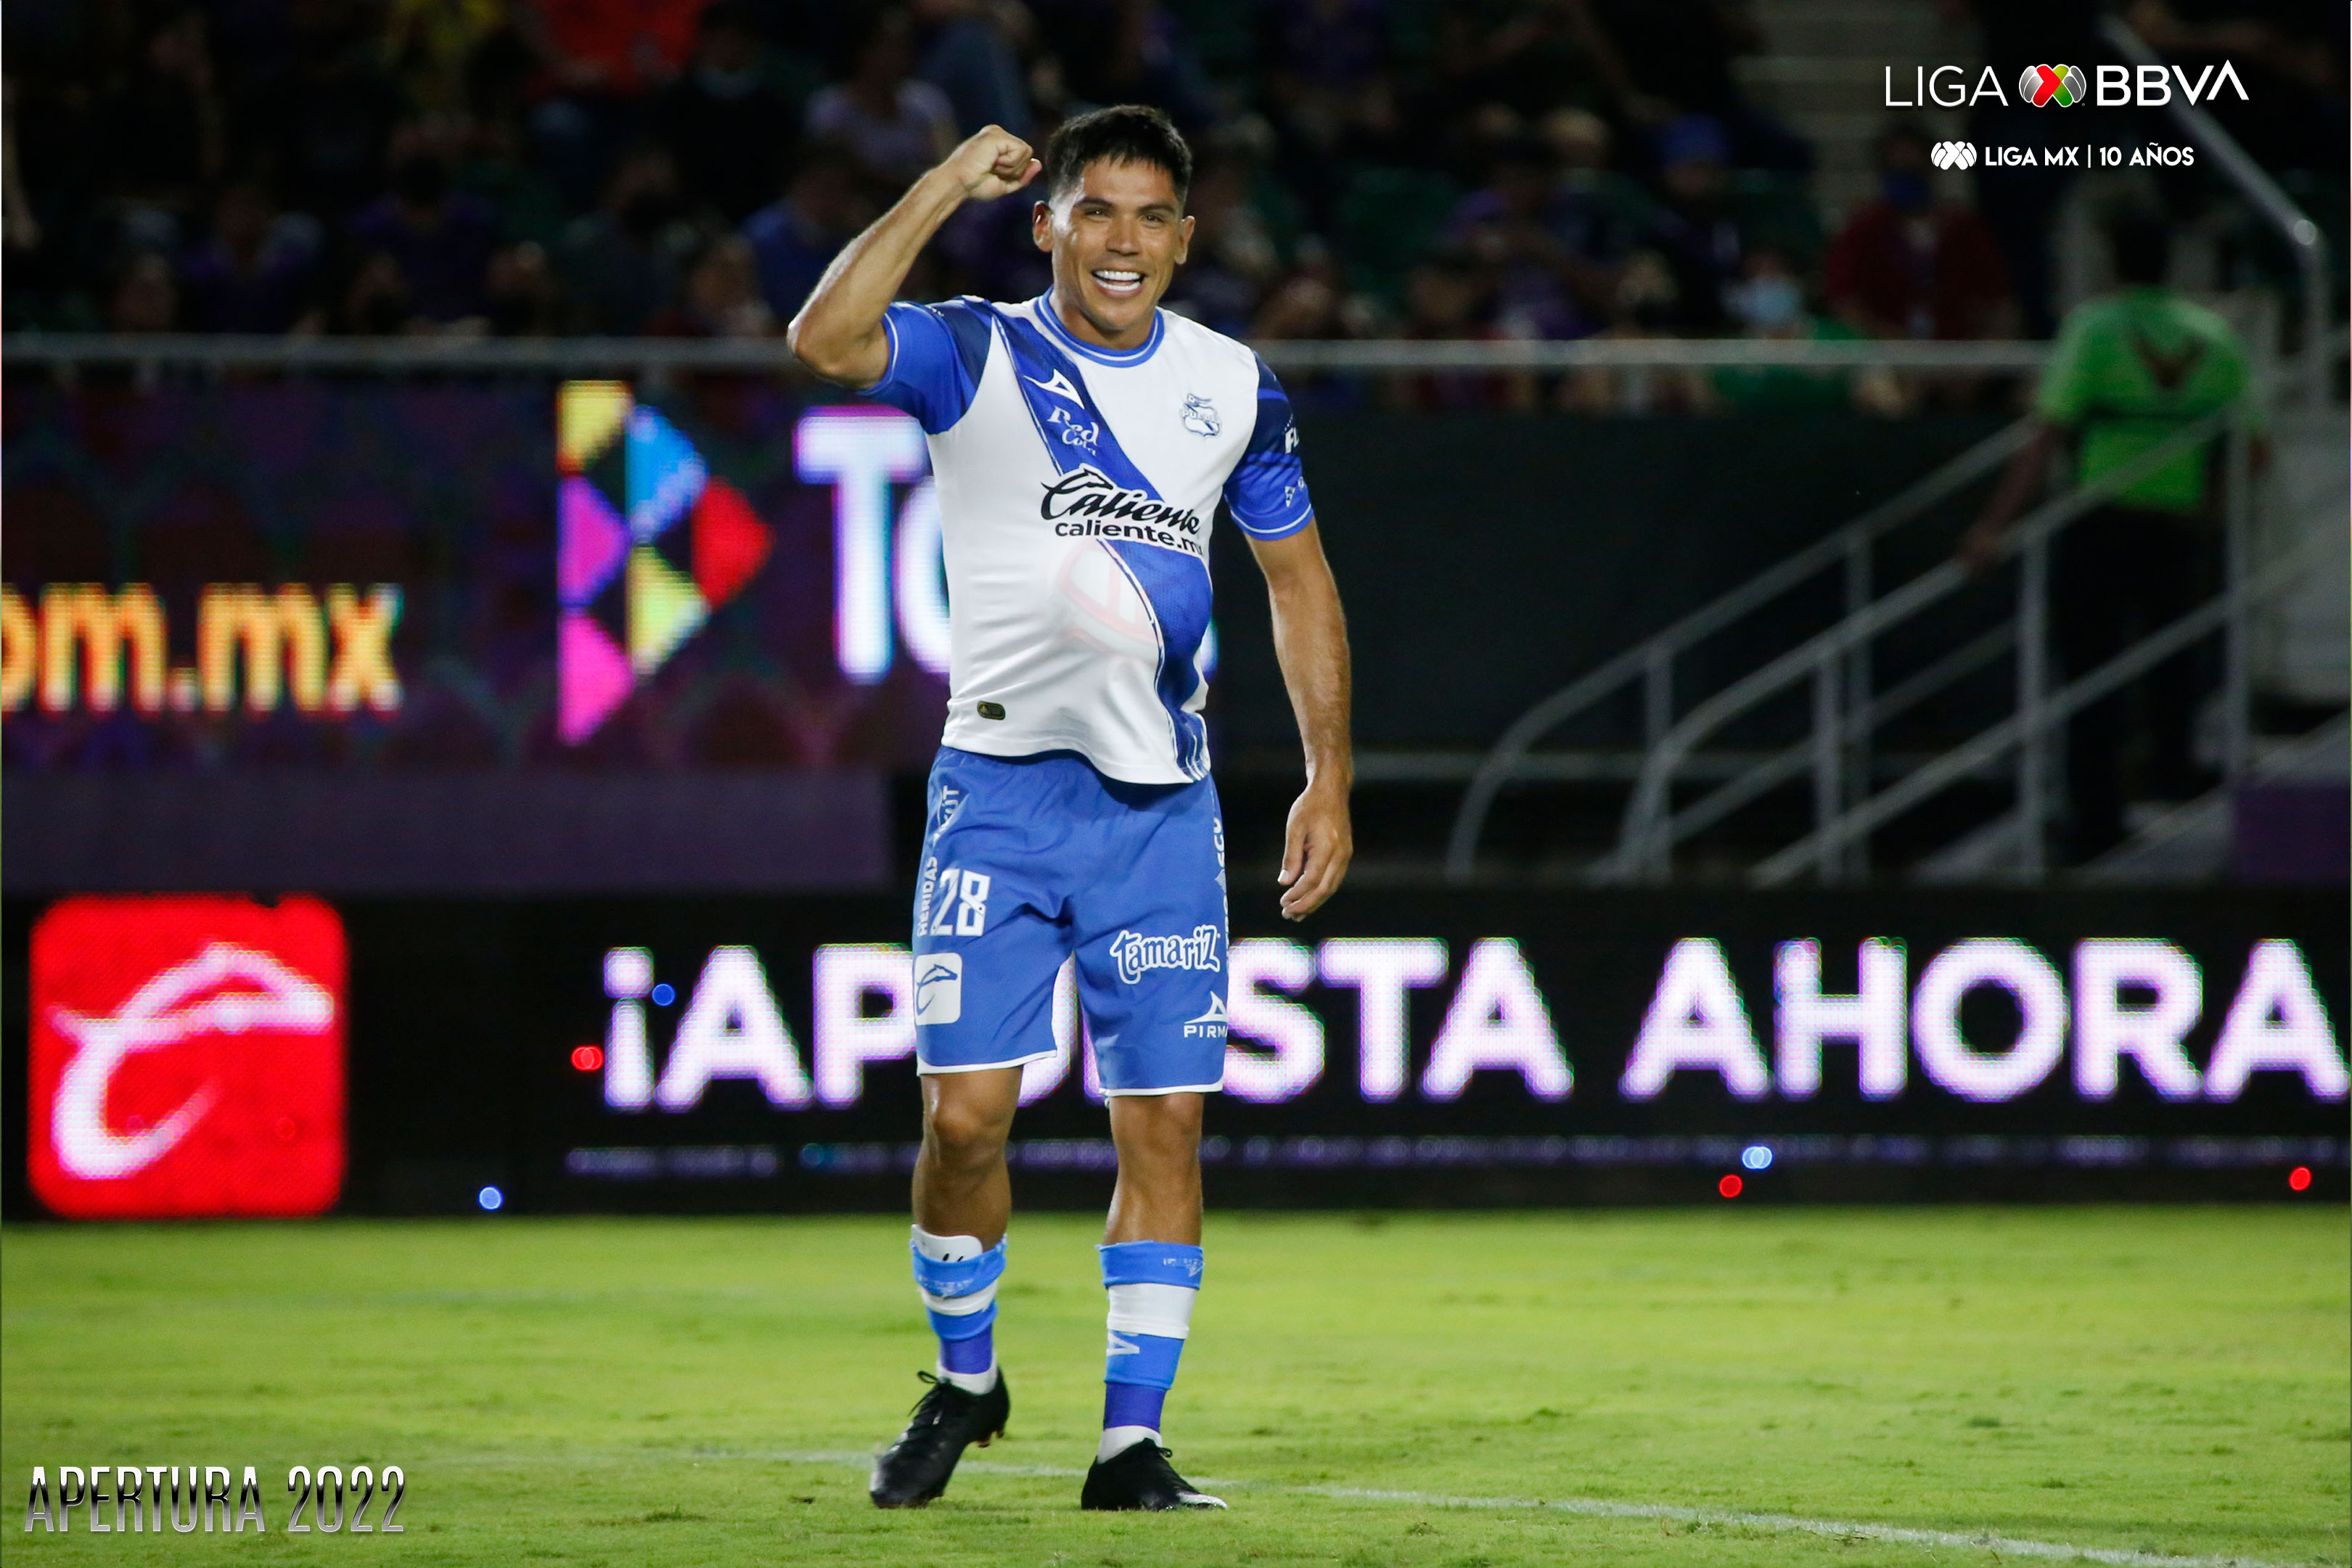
[863,298,993,433]
[1221,356,1315,539]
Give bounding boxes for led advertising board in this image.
[492,890,2345,1207]
[25,896,346,1218]
[3,385,954,773]
[9,890,2340,1215]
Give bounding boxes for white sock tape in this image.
[920,1281,998,1317]
[1105,1281,1197,1339]
[911,1226,986,1263]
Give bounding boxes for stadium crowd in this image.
[4,0,2343,407]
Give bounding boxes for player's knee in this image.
[924,1099,1012,1165]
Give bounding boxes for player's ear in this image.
[1031,200,1052,253]
[1174,213,1195,266]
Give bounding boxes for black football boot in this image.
[1078,1437,1227,1511]
[868,1371,1009,1508]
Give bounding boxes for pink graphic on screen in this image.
[557,382,773,743]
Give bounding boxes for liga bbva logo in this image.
[556,381,774,743]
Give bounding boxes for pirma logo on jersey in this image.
[1110,926,1222,985]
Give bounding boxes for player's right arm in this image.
[786,128,1039,387]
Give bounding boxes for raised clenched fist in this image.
[946,127,1041,201]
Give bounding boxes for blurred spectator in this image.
[914,0,1033,137]
[234,0,406,221]
[1161,154,1282,337]
[520,0,708,210]
[938,178,1055,302]
[347,120,501,326]
[652,233,774,335]
[1640,115,1743,334]
[1262,0,1396,197]
[1586,0,1811,173]
[1541,107,1652,254]
[746,144,869,321]
[1825,123,2011,341]
[484,239,563,334]
[1250,240,1351,341]
[111,252,181,332]
[102,9,228,213]
[806,8,958,188]
[1444,136,1620,340]
[657,1,797,223]
[1710,249,1903,414]
[1428,2,1613,128]
[528,0,705,95]
[383,0,508,113]
[456,111,573,249]
[1027,0,1221,132]
[178,182,327,332]
[1959,212,2263,861]
[1947,0,2099,337]
[343,252,414,334]
[1249,239,1369,409]
[4,77,43,259]
[1388,250,1535,411]
[560,146,697,332]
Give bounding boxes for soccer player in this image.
[787,106,1353,1511]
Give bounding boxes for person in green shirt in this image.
[1958,210,2266,861]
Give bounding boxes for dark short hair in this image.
[2108,210,2171,285]
[1042,105,1192,208]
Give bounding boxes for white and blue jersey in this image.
[869,293,1314,1091]
[866,293,1314,785]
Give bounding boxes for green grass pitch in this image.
[3,1207,2344,1567]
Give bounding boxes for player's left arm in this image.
[1247,522,1353,921]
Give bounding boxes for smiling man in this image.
[787,106,1353,1512]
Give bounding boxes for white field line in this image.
[752,1448,2317,1568]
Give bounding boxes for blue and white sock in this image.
[911,1226,1005,1394]
[1097,1240,1204,1461]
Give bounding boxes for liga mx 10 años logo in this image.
[1930,141,1977,171]
[556,382,774,743]
[2021,63,2086,107]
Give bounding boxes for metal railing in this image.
[0,332,2055,377]
[1747,521,2332,886]
[1602,410,2244,884]
[1441,415,2037,879]
[2099,15,2332,404]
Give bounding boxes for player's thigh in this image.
[911,758,1069,1075]
[1070,778,1228,1096]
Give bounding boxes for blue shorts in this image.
[911,747,1228,1095]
